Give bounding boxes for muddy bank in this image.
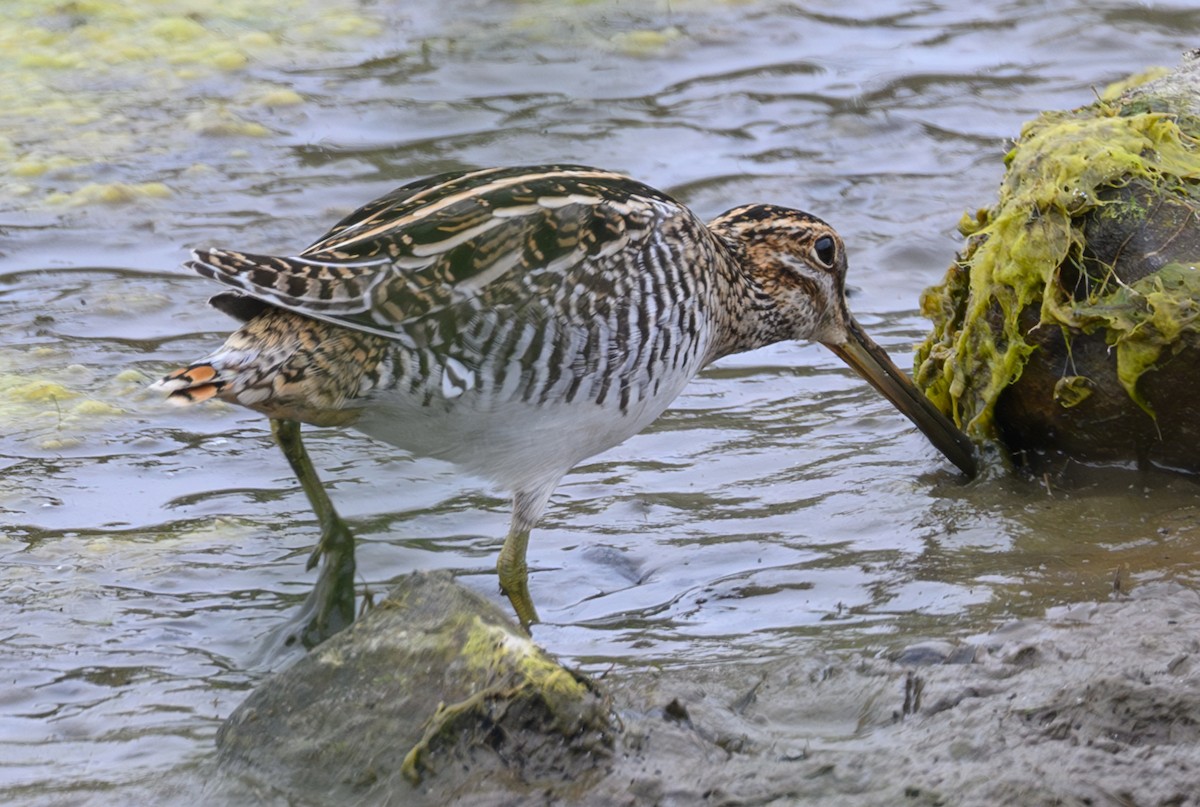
[212,572,1200,806]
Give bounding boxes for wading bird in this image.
[155,164,975,644]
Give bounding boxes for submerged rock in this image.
[916,51,1200,473]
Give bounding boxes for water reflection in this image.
[1,0,1199,803]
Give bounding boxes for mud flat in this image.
[211,571,1200,806]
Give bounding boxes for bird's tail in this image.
[150,307,394,426]
[151,362,229,405]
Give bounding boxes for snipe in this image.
[155,164,975,644]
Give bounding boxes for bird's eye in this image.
[812,235,837,268]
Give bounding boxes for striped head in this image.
[708,202,977,478]
[707,204,852,346]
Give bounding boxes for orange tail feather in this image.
[153,363,227,405]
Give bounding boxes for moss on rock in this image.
[216,571,615,802]
[916,53,1200,459]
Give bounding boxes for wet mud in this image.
[213,573,1200,807]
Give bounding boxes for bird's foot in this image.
[305,512,353,571]
[289,521,357,649]
[498,574,539,633]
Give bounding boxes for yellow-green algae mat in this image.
[0,0,381,207]
[915,56,1200,449]
[0,0,702,210]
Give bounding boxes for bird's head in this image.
[708,204,852,345]
[708,203,977,478]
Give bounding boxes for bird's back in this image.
[169,166,736,488]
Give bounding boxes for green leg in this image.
[271,418,356,648]
[497,525,537,629]
[496,488,554,630]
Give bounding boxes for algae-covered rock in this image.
[916,50,1200,472]
[216,571,614,803]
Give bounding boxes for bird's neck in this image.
[702,238,788,363]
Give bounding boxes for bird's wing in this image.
[188,165,706,344]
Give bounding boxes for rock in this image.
[916,50,1200,473]
[215,571,615,803]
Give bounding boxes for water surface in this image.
[2,1,1199,802]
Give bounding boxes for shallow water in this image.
[2,0,1200,803]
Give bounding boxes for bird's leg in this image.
[271,417,356,648]
[497,525,536,629]
[496,487,554,631]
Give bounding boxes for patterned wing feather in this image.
[188,165,702,344]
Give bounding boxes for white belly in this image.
[351,359,698,494]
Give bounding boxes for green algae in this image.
[1099,66,1174,102]
[0,366,131,450]
[1069,261,1200,412]
[915,93,1200,438]
[485,0,723,57]
[0,0,383,208]
[1051,375,1094,408]
[402,615,605,783]
[0,0,729,212]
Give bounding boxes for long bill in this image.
[824,316,977,478]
